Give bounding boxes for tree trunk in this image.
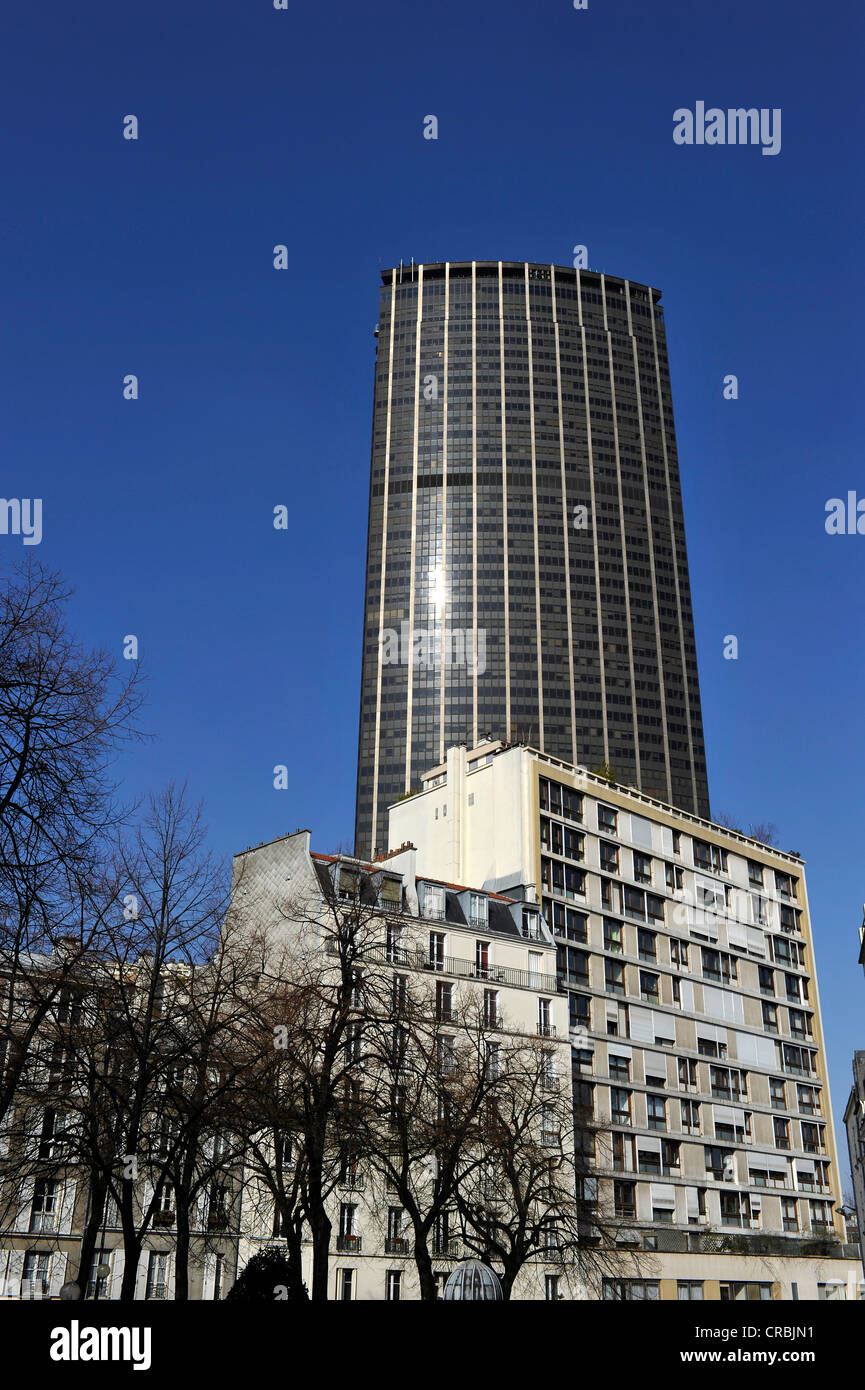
[413,1231,438,1300]
[309,1214,331,1301]
[174,1200,190,1301]
[74,1177,108,1295]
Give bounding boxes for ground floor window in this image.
[677,1281,703,1300]
[720,1281,772,1301]
[602,1278,660,1301]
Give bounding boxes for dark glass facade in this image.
[355,261,710,858]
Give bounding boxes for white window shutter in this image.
[58,1180,77,1235]
[16,1179,35,1233]
[49,1252,68,1296]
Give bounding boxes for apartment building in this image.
[843,911,865,1279]
[388,741,863,1300]
[233,831,573,1300]
[0,955,239,1302]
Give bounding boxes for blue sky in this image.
[2,0,863,1168]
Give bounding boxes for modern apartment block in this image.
[355,260,711,859]
[389,741,863,1299]
[843,911,865,1278]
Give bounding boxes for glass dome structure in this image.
[441,1259,504,1301]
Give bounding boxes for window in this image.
[681,1099,700,1133]
[809,1200,832,1232]
[557,945,589,987]
[720,1193,749,1232]
[569,993,590,1030]
[424,885,445,921]
[86,1249,111,1300]
[22,1250,51,1299]
[639,971,659,1003]
[710,1066,746,1100]
[678,1058,698,1089]
[339,1268,354,1301]
[475,940,490,979]
[470,894,488,928]
[775,871,794,901]
[613,1181,636,1219]
[391,973,407,1014]
[783,1044,815,1077]
[436,980,454,1022]
[610,1088,631,1125]
[665,862,684,891]
[439,1034,456,1077]
[538,998,554,1037]
[386,1206,409,1254]
[522,908,542,940]
[770,1077,786,1109]
[612,1132,635,1172]
[748,860,764,888]
[605,960,625,996]
[145,1251,169,1301]
[797,1084,821,1116]
[483,989,500,1028]
[784,973,801,1003]
[338,1203,359,1251]
[600,840,619,873]
[604,919,623,954]
[762,1001,778,1033]
[541,1107,560,1146]
[720,1282,772,1302]
[603,1279,660,1300]
[704,1146,734,1181]
[29,1179,58,1233]
[429,931,446,968]
[693,839,727,874]
[638,929,657,961]
[773,1117,790,1150]
[545,1274,561,1301]
[609,1053,630,1082]
[598,804,618,834]
[633,852,652,884]
[678,1281,703,1301]
[781,1199,798,1232]
[386,1270,402,1301]
[670,939,689,969]
[801,1122,824,1155]
[646,1094,666,1131]
[789,1008,811,1041]
[385,922,403,963]
[759,966,774,996]
[701,948,736,984]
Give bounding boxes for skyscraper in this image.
[355,260,710,859]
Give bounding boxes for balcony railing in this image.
[336,1234,362,1253]
[326,941,558,994]
[385,1236,411,1256]
[432,1237,461,1257]
[537,1023,556,1037]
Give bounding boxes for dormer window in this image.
[522,909,542,940]
[423,884,445,922]
[470,894,488,928]
[379,877,401,910]
[338,867,359,901]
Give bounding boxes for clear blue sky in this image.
[2,0,863,1171]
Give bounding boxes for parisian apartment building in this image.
[388,739,864,1300]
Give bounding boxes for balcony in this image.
[336,1234,362,1253]
[537,1023,556,1037]
[385,1236,411,1256]
[153,1210,175,1228]
[432,1237,461,1258]
[338,1173,366,1191]
[327,942,557,994]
